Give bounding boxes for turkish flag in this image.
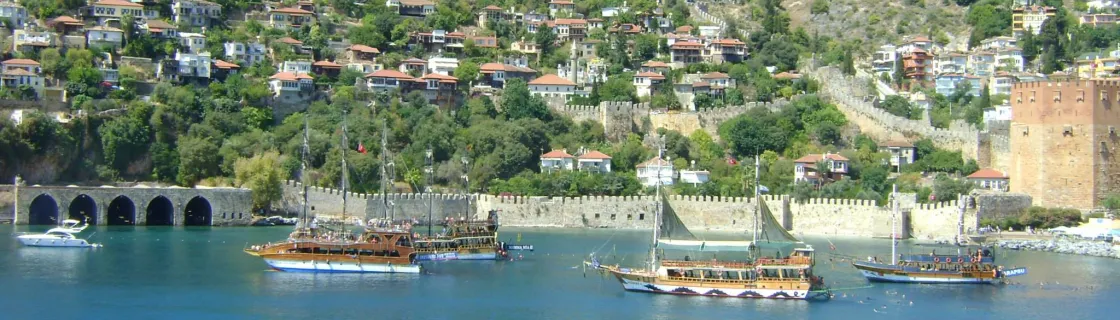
[358,142,367,154]
[727,156,738,165]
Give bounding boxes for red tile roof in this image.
[50,16,82,25]
[95,0,143,7]
[700,72,729,79]
[578,151,612,160]
[712,38,745,46]
[642,61,669,68]
[146,20,177,30]
[365,69,414,79]
[479,63,535,73]
[675,26,693,33]
[967,169,1008,179]
[549,0,574,4]
[554,18,587,26]
[773,72,802,80]
[271,7,314,15]
[483,5,502,10]
[277,37,303,45]
[400,0,434,6]
[671,41,703,49]
[541,149,574,158]
[421,73,459,82]
[3,69,36,76]
[349,44,380,54]
[528,74,575,86]
[635,72,665,80]
[213,60,240,69]
[3,58,40,66]
[313,61,342,68]
[270,72,299,81]
[794,153,850,163]
[296,73,314,80]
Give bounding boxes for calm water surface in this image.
[0,226,1116,319]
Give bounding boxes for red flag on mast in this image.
[358,142,367,154]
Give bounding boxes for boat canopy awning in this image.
[657,239,753,252]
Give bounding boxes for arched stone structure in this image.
[67,194,97,225]
[145,196,174,226]
[183,196,212,226]
[107,196,136,225]
[27,194,59,225]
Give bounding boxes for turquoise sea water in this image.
[0,226,1117,320]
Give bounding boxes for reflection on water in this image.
[253,271,421,295]
[14,247,89,284]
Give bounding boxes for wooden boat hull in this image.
[852,262,998,284]
[609,268,812,300]
[263,257,422,273]
[415,250,500,261]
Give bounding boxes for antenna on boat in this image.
[752,154,761,257]
[461,153,470,222]
[341,111,350,234]
[425,144,434,237]
[891,184,898,266]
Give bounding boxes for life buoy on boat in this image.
[933,257,939,263]
[798,269,805,278]
[972,257,978,263]
[958,257,964,263]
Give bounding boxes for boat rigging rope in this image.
[589,227,623,256]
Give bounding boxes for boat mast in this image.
[462,154,470,221]
[300,117,311,228]
[380,122,389,219]
[425,144,433,237]
[891,184,898,266]
[752,155,761,257]
[649,145,664,271]
[340,113,349,234]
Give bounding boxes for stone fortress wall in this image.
[806,66,999,165]
[282,181,990,239]
[548,100,790,141]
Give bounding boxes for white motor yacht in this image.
[17,219,101,248]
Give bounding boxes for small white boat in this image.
[17,219,101,248]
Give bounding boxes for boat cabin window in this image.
[367,234,382,243]
[396,235,412,247]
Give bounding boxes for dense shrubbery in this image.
[981,207,1083,230]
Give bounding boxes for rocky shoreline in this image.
[996,239,1119,259]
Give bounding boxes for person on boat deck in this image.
[684,255,690,261]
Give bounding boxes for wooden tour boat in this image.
[851,185,1027,284]
[587,153,828,300]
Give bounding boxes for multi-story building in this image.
[878,140,916,171]
[935,73,982,96]
[967,169,1010,191]
[670,41,703,64]
[1009,80,1120,209]
[269,71,314,101]
[11,30,55,53]
[427,57,458,76]
[0,1,28,28]
[510,39,539,55]
[548,0,575,16]
[477,62,536,88]
[540,149,575,171]
[707,38,747,63]
[933,52,968,75]
[793,153,849,184]
[365,69,414,91]
[179,32,206,54]
[91,0,159,24]
[280,60,312,74]
[1080,13,1116,27]
[901,48,931,81]
[896,36,932,55]
[641,61,670,74]
[968,51,996,77]
[143,20,179,38]
[346,44,380,62]
[553,19,587,42]
[989,72,1016,96]
[979,36,1017,51]
[268,7,314,30]
[1075,54,1120,78]
[636,156,675,186]
[996,47,1025,72]
[172,51,212,81]
[477,5,509,29]
[528,74,579,99]
[409,30,465,52]
[391,0,434,17]
[577,151,612,173]
[634,71,666,97]
[172,0,222,27]
[872,45,897,76]
[86,26,124,49]
[1012,6,1057,37]
[224,42,268,66]
[0,58,43,98]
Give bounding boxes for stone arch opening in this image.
[107,196,136,225]
[28,194,59,225]
[68,194,97,225]
[146,196,174,226]
[184,196,212,226]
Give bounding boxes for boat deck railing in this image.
[665,276,809,284]
[662,260,754,269]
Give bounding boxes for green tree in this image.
[453,61,480,86]
[234,151,288,211]
[535,25,556,57]
[501,79,550,121]
[810,0,829,14]
[176,136,221,186]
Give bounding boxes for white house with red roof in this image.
[92,0,158,24]
[679,169,711,185]
[365,69,415,90]
[637,156,675,186]
[540,149,575,172]
[793,153,850,184]
[641,61,670,74]
[268,7,314,29]
[549,0,575,16]
[269,71,314,101]
[0,58,43,98]
[478,62,536,88]
[634,71,666,98]
[224,41,267,66]
[967,169,1009,191]
[172,0,221,27]
[670,41,703,64]
[528,74,580,99]
[577,150,612,173]
[391,0,435,17]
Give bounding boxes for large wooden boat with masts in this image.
[587,153,828,300]
[245,119,421,273]
[851,186,1026,284]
